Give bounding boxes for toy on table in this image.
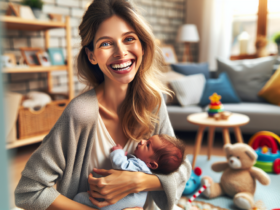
[200,143,270,210]
[207,93,224,117]
[207,93,232,121]
[183,167,202,195]
[248,131,280,174]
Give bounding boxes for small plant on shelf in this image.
[273,33,280,55]
[21,0,43,10]
[273,33,280,44]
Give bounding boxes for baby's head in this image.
[134,134,185,174]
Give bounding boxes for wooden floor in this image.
[8,130,253,209]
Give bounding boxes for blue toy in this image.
[183,167,202,195]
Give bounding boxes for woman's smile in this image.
[107,59,135,74]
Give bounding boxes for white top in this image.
[187,112,250,127]
[89,113,139,176]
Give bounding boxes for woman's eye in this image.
[125,37,135,42]
[100,42,110,47]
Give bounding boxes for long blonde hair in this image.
[77,0,171,141]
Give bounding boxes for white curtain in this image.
[186,0,233,70]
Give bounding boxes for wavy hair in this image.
[77,0,171,141]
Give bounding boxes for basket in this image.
[17,99,69,139]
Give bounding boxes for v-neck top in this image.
[88,113,139,176]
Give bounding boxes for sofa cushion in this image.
[217,56,276,102]
[169,74,205,106]
[258,69,280,106]
[171,62,210,79]
[159,70,185,105]
[199,72,241,107]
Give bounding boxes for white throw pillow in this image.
[169,74,206,106]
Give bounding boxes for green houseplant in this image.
[22,0,43,10]
[273,33,280,55]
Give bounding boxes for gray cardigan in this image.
[15,89,191,210]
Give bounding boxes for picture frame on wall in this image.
[48,48,65,65]
[20,47,42,66]
[160,45,178,64]
[36,51,51,66]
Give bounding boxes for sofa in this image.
[162,57,280,136]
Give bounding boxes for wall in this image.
[1,0,186,96]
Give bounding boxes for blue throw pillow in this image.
[170,63,210,79]
[199,72,241,107]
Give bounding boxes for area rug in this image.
[184,155,280,210]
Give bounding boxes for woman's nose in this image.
[114,42,127,58]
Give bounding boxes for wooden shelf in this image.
[6,134,46,149]
[3,15,74,149]
[1,16,66,31]
[3,65,68,73]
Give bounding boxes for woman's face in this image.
[90,15,144,85]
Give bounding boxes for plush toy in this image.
[201,143,270,210]
[183,167,202,195]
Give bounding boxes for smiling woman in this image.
[14,0,191,210]
[85,16,143,86]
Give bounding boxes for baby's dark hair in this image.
[151,134,185,174]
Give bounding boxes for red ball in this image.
[194,167,202,176]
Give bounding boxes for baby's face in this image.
[134,135,163,163]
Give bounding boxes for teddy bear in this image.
[201,143,270,210]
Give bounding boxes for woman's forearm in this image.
[138,172,163,192]
[46,194,98,210]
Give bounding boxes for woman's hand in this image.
[88,168,144,208]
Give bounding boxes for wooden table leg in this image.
[222,128,231,145]
[207,127,215,160]
[192,126,205,168]
[234,126,244,143]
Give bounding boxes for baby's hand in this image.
[111,144,128,155]
[111,144,123,152]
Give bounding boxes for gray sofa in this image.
[166,59,280,136]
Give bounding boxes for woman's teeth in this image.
[111,61,132,70]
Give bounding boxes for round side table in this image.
[187,112,250,168]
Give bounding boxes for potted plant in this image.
[21,0,45,20]
[273,33,280,55]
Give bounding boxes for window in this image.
[231,0,259,55]
[230,0,280,57]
